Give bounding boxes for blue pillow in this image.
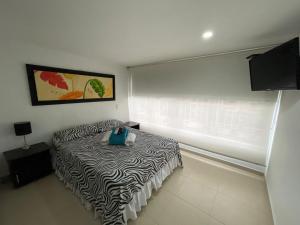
[109,127,128,145]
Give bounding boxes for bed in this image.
[53,120,182,225]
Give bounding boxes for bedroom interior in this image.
[0,1,299,225]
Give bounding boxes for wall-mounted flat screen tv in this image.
[248,37,299,91]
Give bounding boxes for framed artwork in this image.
[26,64,115,105]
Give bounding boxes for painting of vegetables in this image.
[26,64,115,105]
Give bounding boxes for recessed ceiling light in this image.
[202,31,214,40]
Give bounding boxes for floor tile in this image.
[147,190,212,225]
[211,192,273,225]
[176,177,217,214]
[218,170,271,214]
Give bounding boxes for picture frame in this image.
[26,64,115,106]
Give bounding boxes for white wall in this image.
[129,50,278,165]
[0,40,129,177]
[266,91,300,225]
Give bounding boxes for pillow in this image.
[109,127,128,145]
[86,124,99,134]
[52,119,124,146]
[101,130,112,145]
[125,133,136,146]
[53,124,96,144]
[93,119,124,132]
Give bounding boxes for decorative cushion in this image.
[109,127,128,145]
[101,130,112,145]
[125,132,136,146]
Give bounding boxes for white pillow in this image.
[125,133,136,146]
[101,130,112,145]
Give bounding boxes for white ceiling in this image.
[1,0,300,67]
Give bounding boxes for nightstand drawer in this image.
[11,150,52,187]
[4,142,53,187]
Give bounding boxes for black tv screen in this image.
[249,37,299,91]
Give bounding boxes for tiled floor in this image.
[0,150,274,225]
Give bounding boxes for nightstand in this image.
[125,121,140,130]
[3,142,53,187]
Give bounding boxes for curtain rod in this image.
[127,44,278,69]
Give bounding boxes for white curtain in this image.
[129,50,277,165]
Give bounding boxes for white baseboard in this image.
[265,177,277,225]
[179,143,266,174]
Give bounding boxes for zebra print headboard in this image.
[53,119,124,145]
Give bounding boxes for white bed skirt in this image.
[56,156,181,224]
[123,156,181,223]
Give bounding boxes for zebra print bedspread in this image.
[54,127,182,225]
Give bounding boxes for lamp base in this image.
[22,136,30,150]
[22,144,30,150]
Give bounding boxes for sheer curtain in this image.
[129,50,277,165]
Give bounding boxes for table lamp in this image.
[14,121,32,149]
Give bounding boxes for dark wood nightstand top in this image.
[124,121,140,127]
[3,142,50,162]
